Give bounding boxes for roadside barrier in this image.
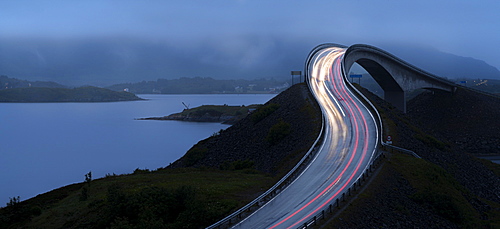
[296,151,386,229]
[206,113,327,229]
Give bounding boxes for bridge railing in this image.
[345,44,457,87]
[340,51,384,153]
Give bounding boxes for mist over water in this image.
[0,94,275,205]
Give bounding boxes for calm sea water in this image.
[0,94,275,205]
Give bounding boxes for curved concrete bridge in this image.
[309,43,457,112]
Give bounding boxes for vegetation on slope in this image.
[0,168,275,228]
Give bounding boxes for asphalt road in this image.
[232,46,379,228]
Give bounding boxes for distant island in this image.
[0,86,143,102]
[137,104,261,124]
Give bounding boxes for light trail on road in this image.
[232,46,379,229]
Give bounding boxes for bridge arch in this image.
[343,44,457,112]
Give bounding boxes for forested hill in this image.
[0,75,67,89]
[0,86,142,102]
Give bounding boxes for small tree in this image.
[6,196,20,207]
[85,171,92,185]
[80,171,92,201]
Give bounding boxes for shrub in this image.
[251,103,280,124]
[266,120,291,145]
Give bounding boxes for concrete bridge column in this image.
[384,90,406,112]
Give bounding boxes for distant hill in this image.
[0,86,143,102]
[381,44,500,80]
[107,77,289,94]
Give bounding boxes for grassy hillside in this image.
[0,86,142,102]
[0,168,275,228]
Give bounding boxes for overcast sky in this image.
[1,0,499,84]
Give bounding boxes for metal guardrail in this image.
[295,150,385,229]
[294,144,421,229]
[382,143,421,159]
[206,108,327,229]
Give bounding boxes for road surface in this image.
[232,46,379,228]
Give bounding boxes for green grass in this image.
[0,168,275,229]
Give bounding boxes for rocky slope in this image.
[168,83,322,175]
[408,88,500,155]
[328,86,500,228]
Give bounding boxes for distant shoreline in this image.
[0,86,143,103]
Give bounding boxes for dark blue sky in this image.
[1,1,499,85]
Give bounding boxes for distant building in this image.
[123,88,129,92]
[247,84,257,90]
[235,86,244,93]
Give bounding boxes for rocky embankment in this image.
[408,88,500,155]
[329,86,500,228]
[168,83,322,175]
